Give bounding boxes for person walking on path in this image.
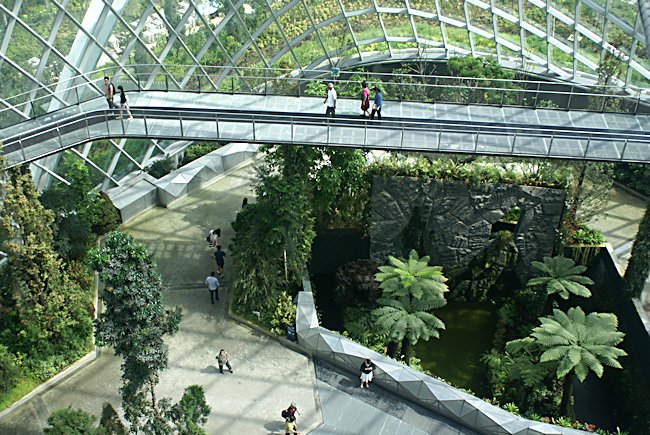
[216,349,233,373]
[104,77,116,110]
[324,82,337,117]
[207,228,221,249]
[117,85,133,119]
[213,245,226,277]
[360,81,370,118]
[360,358,375,388]
[370,87,382,121]
[241,197,248,208]
[205,271,220,304]
[284,416,300,435]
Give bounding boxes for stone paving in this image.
[0,163,647,434]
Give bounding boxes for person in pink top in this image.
[360,81,370,118]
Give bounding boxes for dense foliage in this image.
[614,163,650,196]
[0,163,93,387]
[146,156,175,179]
[624,202,650,298]
[180,142,224,166]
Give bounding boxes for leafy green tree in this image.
[624,202,650,298]
[169,385,211,434]
[526,256,594,313]
[45,407,96,434]
[0,344,21,395]
[507,307,627,418]
[372,250,449,359]
[88,231,183,430]
[0,166,92,365]
[99,403,126,435]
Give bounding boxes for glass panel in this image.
[148,9,170,58]
[438,0,465,21]
[578,33,600,66]
[345,0,374,10]
[610,0,637,27]
[256,21,285,62]
[112,152,137,181]
[497,16,519,45]
[321,19,354,53]
[6,23,46,71]
[217,15,246,58]
[495,0,518,16]
[525,31,546,59]
[550,44,573,69]
[19,0,57,40]
[381,12,414,38]
[606,24,633,56]
[304,0,341,24]
[413,15,442,42]
[409,0,437,14]
[445,26,470,50]
[468,3,493,34]
[523,1,545,32]
[551,0,575,16]
[580,3,603,35]
[377,0,407,8]
[552,17,573,47]
[474,35,497,55]
[53,15,81,58]
[292,31,325,67]
[349,14,383,42]
[87,140,119,172]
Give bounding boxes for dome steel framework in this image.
[1,0,649,187]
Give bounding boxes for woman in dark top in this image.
[360,358,375,388]
[116,85,132,119]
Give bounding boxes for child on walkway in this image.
[216,349,233,373]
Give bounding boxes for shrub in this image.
[269,292,297,336]
[92,193,121,236]
[0,345,21,395]
[568,224,605,245]
[99,403,126,435]
[614,163,650,196]
[45,407,96,434]
[180,142,223,166]
[146,156,175,178]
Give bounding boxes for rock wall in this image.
[370,176,565,279]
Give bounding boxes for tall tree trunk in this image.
[149,371,158,415]
[624,202,650,298]
[386,341,398,358]
[400,337,412,362]
[543,294,556,315]
[560,371,575,419]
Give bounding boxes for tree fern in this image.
[527,256,594,300]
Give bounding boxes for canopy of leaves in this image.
[507,307,627,382]
[527,256,594,300]
[372,296,446,345]
[374,249,449,301]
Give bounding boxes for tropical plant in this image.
[372,296,446,361]
[373,249,449,359]
[44,407,96,434]
[527,256,594,313]
[146,156,175,178]
[507,307,627,418]
[624,202,650,298]
[270,292,297,336]
[374,249,449,302]
[0,344,21,395]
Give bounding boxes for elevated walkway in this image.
[2,91,650,166]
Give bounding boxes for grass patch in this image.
[0,377,41,412]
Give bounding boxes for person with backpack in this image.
[284,416,300,435]
[370,87,382,121]
[117,85,133,119]
[104,76,116,110]
[281,403,301,433]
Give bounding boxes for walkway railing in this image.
[3,103,650,166]
[2,65,649,130]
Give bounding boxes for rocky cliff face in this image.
[370,176,565,281]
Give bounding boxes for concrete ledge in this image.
[296,276,584,435]
[0,350,99,420]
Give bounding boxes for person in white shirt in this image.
[205,271,220,304]
[324,82,337,117]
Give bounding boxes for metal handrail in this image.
[2,65,648,129]
[3,106,649,168]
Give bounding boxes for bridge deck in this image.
[2,91,650,165]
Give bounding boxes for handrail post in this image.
[634,91,641,114]
[326,117,330,144]
[165,74,169,92]
[291,118,294,143]
[566,86,573,111]
[400,123,405,150]
[534,82,540,109]
[215,112,220,139]
[620,138,628,161]
[474,127,480,153]
[231,77,234,95]
[143,113,149,137]
[547,133,554,157]
[252,115,256,142]
[584,133,592,159]
[511,133,517,154]
[179,112,184,138]
[198,75,201,93]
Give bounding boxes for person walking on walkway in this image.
[207,228,221,248]
[213,245,226,277]
[117,85,133,119]
[360,81,370,118]
[360,358,375,388]
[284,416,300,435]
[216,349,233,373]
[324,82,337,117]
[370,87,382,121]
[205,271,219,304]
[104,76,116,110]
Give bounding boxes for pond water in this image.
[414,302,497,397]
